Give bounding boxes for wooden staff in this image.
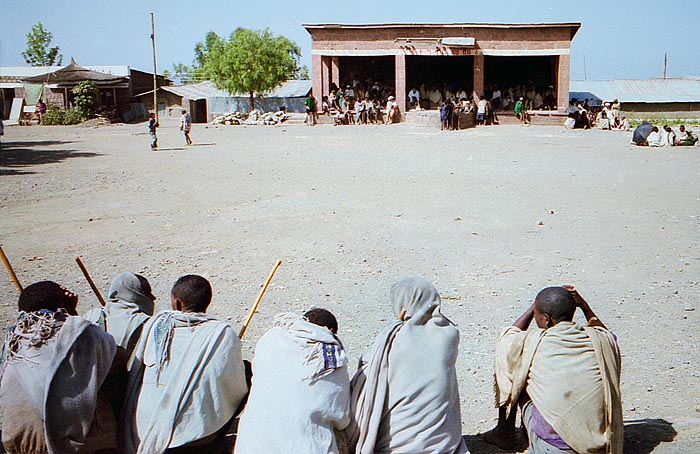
[239,259,282,339]
[0,245,23,293]
[398,308,407,321]
[75,257,106,306]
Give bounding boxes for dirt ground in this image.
[1,119,698,453]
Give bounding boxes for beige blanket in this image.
[347,277,468,454]
[494,322,622,453]
[235,313,350,454]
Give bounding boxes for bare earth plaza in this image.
[1,6,700,454]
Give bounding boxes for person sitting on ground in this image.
[676,125,699,146]
[484,286,622,454]
[121,275,248,454]
[346,277,468,454]
[596,110,611,130]
[385,96,400,124]
[661,125,676,146]
[234,308,350,454]
[428,86,443,109]
[0,281,123,454]
[647,126,663,147]
[83,272,156,358]
[408,87,420,109]
[618,117,631,131]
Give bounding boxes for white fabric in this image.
[348,277,468,454]
[647,131,663,146]
[235,313,351,454]
[122,310,248,454]
[0,313,116,454]
[83,272,154,354]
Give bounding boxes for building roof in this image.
[137,80,312,100]
[0,64,161,81]
[304,22,581,39]
[570,78,700,103]
[22,59,126,85]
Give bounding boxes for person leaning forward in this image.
[0,281,124,454]
[121,274,248,454]
[484,286,623,453]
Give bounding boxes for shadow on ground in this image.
[624,418,676,454]
[461,418,677,454]
[0,140,100,175]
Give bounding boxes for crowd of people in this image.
[633,123,698,147]
[0,272,623,454]
[564,98,630,131]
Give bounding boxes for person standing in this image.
[0,118,4,149]
[147,113,159,151]
[305,92,318,126]
[179,110,192,145]
[36,100,47,125]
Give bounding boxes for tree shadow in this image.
[624,418,677,454]
[0,140,100,175]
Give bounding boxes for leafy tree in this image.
[205,28,300,110]
[72,81,98,119]
[297,65,310,80]
[22,22,63,66]
[191,31,225,83]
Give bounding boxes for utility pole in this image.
[151,12,158,121]
[583,54,587,80]
[663,52,668,80]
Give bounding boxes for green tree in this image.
[72,81,98,119]
[191,31,225,83]
[297,65,310,80]
[22,22,63,66]
[204,28,300,110]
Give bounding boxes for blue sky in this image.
[1,0,698,80]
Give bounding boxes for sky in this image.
[1,0,699,81]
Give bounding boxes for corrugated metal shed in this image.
[570,78,700,103]
[155,79,312,100]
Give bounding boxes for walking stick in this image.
[75,257,106,307]
[0,245,23,293]
[239,259,282,339]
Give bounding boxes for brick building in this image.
[304,23,581,115]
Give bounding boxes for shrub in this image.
[72,81,98,118]
[41,107,85,125]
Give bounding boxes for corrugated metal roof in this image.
[0,66,60,77]
[570,78,700,103]
[151,80,312,100]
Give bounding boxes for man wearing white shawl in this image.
[235,308,351,454]
[347,276,469,454]
[121,274,248,454]
[84,272,156,357]
[0,281,119,454]
[484,286,622,454]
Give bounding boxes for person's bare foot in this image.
[482,425,517,450]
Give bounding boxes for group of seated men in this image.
[323,89,400,126]
[641,124,699,147]
[0,273,623,454]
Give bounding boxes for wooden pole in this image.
[239,260,282,339]
[0,245,23,293]
[151,12,158,121]
[663,52,668,80]
[75,257,106,306]
[398,308,406,321]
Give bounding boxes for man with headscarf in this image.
[235,308,350,454]
[484,286,622,454]
[347,276,468,454]
[84,272,156,357]
[121,274,248,454]
[0,281,120,454]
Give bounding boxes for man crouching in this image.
[484,286,623,453]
